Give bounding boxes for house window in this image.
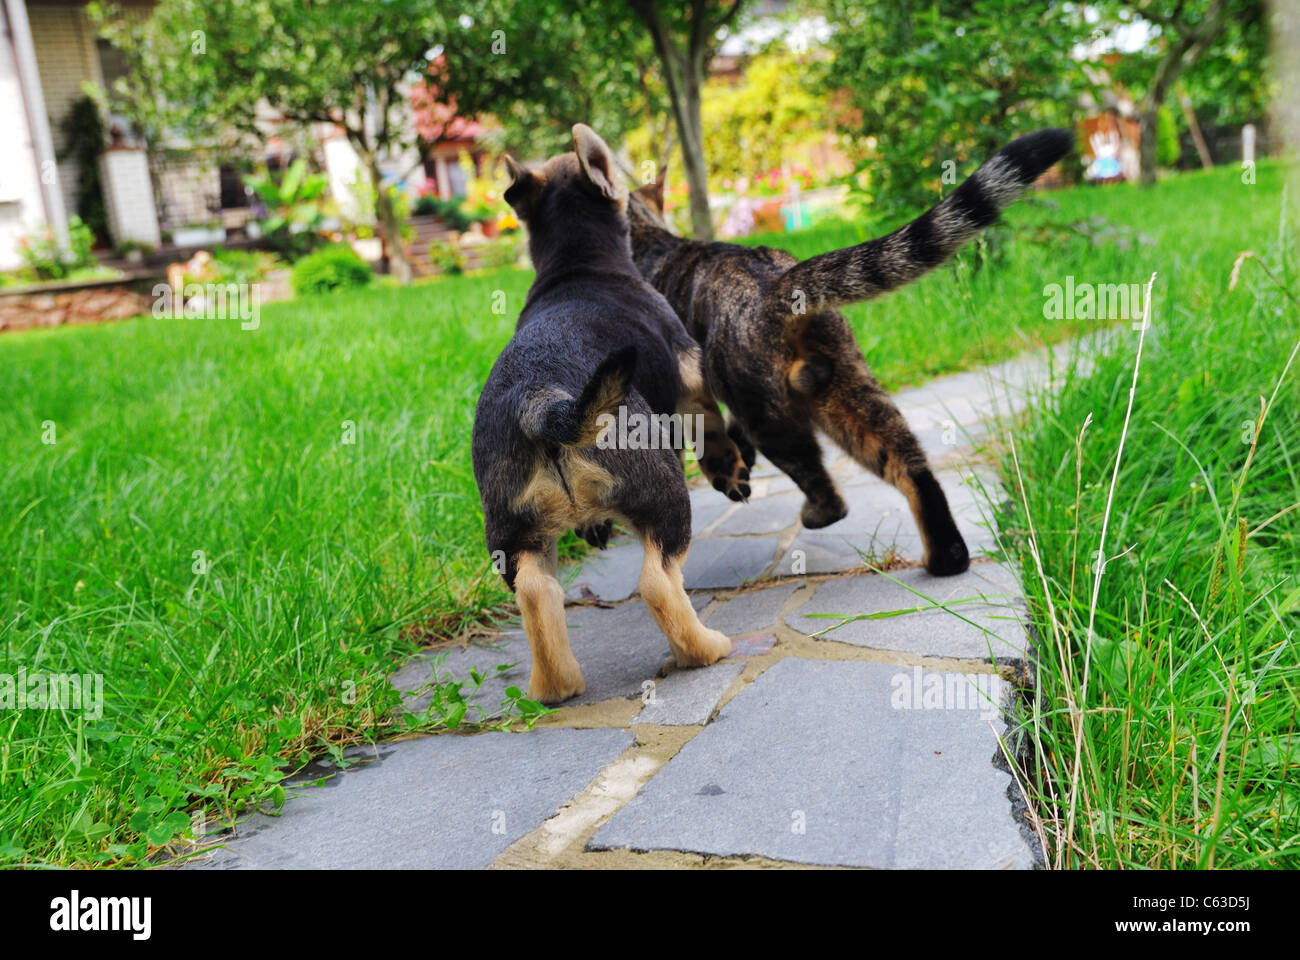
[219,164,251,208]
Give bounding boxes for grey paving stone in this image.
[690,495,733,535]
[784,565,1028,661]
[681,536,780,589]
[186,727,634,870]
[778,527,923,575]
[565,541,643,602]
[391,595,711,710]
[712,491,801,535]
[777,472,1000,574]
[591,658,1032,869]
[704,579,804,635]
[635,661,745,725]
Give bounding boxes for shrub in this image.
[244,159,328,260]
[428,239,465,275]
[211,247,279,285]
[291,243,373,296]
[18,216,98,280]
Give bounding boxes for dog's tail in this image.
[772,129,1073,313]
[518,346,638,447]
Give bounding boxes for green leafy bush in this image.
[18,215,98,280]
[244,158,328,260]
[291,243,373,296]
[211,247,279,285]
[429,239,465,274]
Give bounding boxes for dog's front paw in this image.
[576,519,614,549]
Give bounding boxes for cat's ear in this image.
[572,124,626,203]
[503,155,543,217]
[636,167,667,213]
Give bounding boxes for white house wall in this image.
[27,2,102,228]
[0,2,48,269]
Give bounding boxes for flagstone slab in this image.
[391,595,711,712]
[565,541,644,603]
[681,536,781,590]
[186,727,634,870]
[589,657,1034,869]
[634,661,746,726]
[712,492,802,535]
[704,579,804,636]
[784,565,1028,661]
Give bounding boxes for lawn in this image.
[993,160,1300,868]
[0,160,1288,867]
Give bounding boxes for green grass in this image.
[992,161,1300,867]
[0,161,1286,868]
[0,270,538,866]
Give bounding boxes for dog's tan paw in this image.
[528,663,587,704]
[672,627,732,668]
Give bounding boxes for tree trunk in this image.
[679,62,713,240]
[1139,105,1161,187]
[1137,0,1227,186]
[362,149,413,283]
[1179,92,1214,169]
[629,0,715,241]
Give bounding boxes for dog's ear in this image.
[635,167,666,213]
[503,155,543,217]
[572,124,626,203]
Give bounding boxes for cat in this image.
[626,130,1074,575]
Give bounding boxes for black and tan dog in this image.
[627,130,1074,576]
[472,124,739,704]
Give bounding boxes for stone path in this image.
[184,342,1092,871]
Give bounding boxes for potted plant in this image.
[172,220,227,248]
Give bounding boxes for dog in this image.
[471,124,742,704]
[626,129,1074,576]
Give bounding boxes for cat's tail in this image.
[772,129,1073,313]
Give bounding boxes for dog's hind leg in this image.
[638,535,731,668]
[514,546,586,703]
[815,365,969,576]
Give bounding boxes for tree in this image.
[92,0,452,281]
[431,1,658,160]
[1124,1,1231,185]
[699,52,835,184]
[626,0,747,240]
[817,0,1087,219]
[1104,0,1269,181]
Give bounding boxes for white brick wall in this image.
[28,3,103,226]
